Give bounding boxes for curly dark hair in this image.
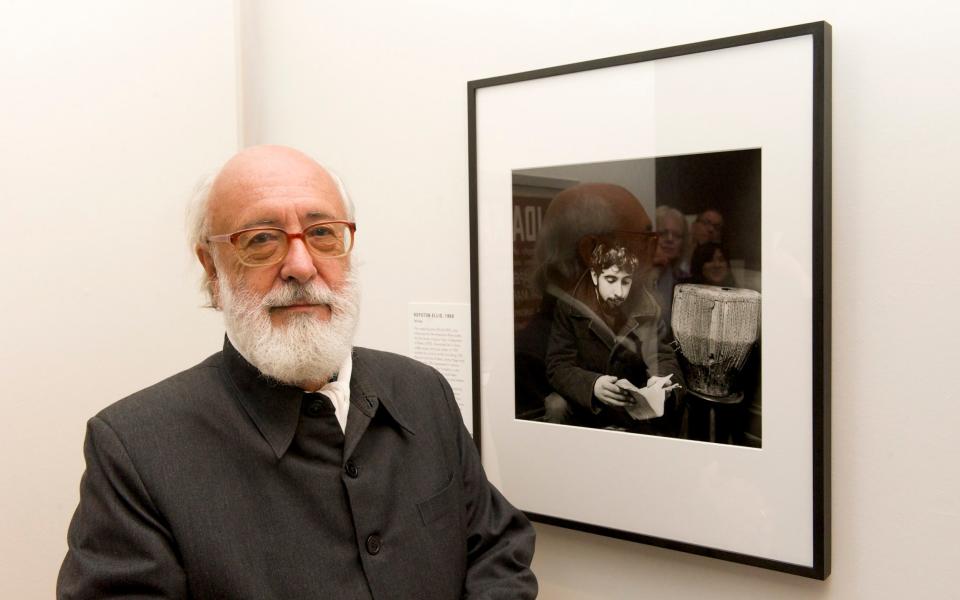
[589,242,639,276]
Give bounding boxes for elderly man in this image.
[58,146,537,599]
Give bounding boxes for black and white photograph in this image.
[512,150,762,447]
[470,22,830,577]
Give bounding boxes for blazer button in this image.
[365,534,382,555]
[305,401,324,417]
[345,460,360,479]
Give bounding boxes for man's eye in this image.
[604,276,617,283]
[623,278,632,286]
[308,226,334,237]
[247,231,280,246]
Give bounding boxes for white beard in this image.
[219,271,360,387]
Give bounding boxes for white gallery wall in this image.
[0,2,238,597]
[2,1,959,598]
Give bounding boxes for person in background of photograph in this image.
[543,240,684,435]
[684,207,725,271]
[652,205,690,333]
[688,241,736,287]
[691,208,724,246]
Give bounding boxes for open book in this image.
[616,375,680,421]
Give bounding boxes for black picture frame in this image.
[468,22,831,579]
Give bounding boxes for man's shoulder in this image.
[95,352,225,431]
[352,346,437,378]
[351,346,452,407]
[351,347,464,440]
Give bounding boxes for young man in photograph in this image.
[543,239,684,434]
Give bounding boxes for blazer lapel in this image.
[343,348,419,461]
[345,365,377,461]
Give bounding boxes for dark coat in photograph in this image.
[545,273,684,432]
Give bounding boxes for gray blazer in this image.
[58,339,537,599]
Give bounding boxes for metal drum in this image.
[671,284,761,397]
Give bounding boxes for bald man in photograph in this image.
[57,146,537,599]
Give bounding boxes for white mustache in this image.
[261,281,337,308]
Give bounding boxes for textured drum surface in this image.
[672,284,761,396]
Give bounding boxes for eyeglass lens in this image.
[235,223,352,265]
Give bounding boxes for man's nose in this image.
[279,238,318,284]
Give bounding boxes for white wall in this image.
[5,1,960,598]
[0,2,238,597]
[238,1,960,598]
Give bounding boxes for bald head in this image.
[541,183,652,245]
[188,146,353,255]
[205,146,351,240]
[534,183,653,290]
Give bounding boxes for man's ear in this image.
[590,270,599,287]
[196,245,221,308]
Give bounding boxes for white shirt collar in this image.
[312,352,352,433]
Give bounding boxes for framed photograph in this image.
[468,22,831,578]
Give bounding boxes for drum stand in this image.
[685,389,744,444]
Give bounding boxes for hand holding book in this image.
[616,374,681,420]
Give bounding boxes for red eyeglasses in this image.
[206,221,356,267]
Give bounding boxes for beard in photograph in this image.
[219,271,360,387]
[600,294,626,313]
